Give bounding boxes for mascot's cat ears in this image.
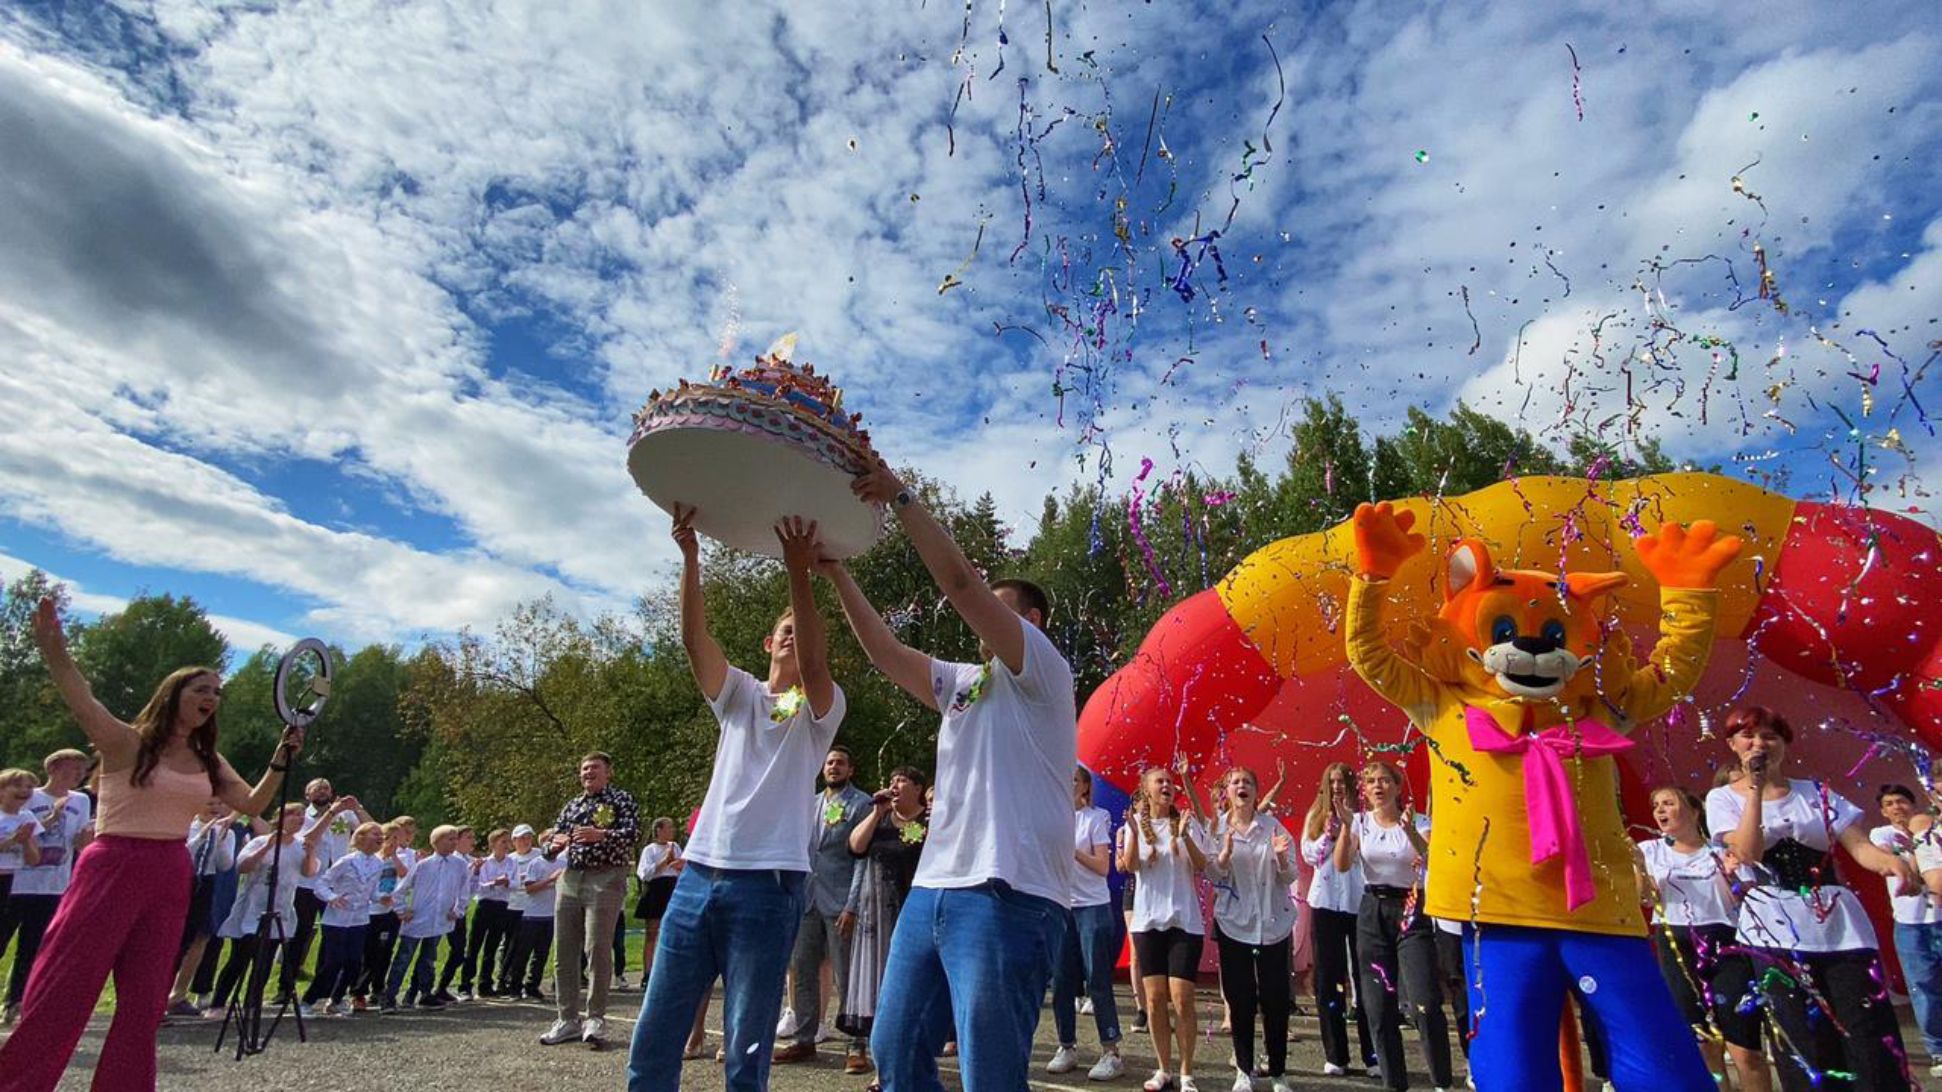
[1444,537,1630,603]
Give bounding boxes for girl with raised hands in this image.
[1118,764,1211,1092]
[1301,762,1378,1078]
[1207,766,1299,1092]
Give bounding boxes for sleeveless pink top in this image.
[96,763,216,840]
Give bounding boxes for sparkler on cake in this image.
[627,334,887,559]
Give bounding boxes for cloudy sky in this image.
[1,1,1935,651]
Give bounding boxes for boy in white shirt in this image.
[508,833,568,1001]
[468,829,521,999]
[5,749,91,1027]
[0,770,47,905]
[626,512,844,1091]
[381,825,470,1013]
[823,463,1077,1090]
[304,821,389,1016]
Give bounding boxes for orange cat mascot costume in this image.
[1347,501,1741,1091]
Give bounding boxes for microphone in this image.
[1747,753,1768,776]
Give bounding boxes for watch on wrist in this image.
[893,489,913,510]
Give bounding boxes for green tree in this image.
[0,570,71,768]
[70,593,230,721]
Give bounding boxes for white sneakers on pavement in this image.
[538,1018,582,1045]
[1322,1062,1347,1076]
[1144,1071,1173,1092]
[1088,1052,1126,1081]
[1230,1072,1252,1092]
[582,1016,607,1043]
[775,1007,798,1039]
[1048,1046,1080,1074]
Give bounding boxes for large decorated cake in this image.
[627,335,887,559]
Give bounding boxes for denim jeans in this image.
[1052,902,1122,1048]
[1897,921,1942,1054]
[384,935,439,1002]
[303,923,367,1004]
[627,864,806,1092]
[870,882,1065,1092]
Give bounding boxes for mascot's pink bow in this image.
[1464,706,1633,911]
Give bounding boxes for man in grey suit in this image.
[774,745,873,1072]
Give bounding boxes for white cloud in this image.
[0,550,300,655]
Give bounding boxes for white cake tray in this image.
[628,426,886,559]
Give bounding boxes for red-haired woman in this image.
[0,599,301,1092]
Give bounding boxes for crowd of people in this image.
[1,458,1939,1092]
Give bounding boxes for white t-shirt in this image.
[186,818,237,877]
[1353,813,1429,889]
[685,667,845,872]
[1637,838,1736,929]
[296,805,355,891]
[1124,814,1209,934]
[220,835,303,939]
[1070,806,1113,908]
[1706,781,1877,953]
[475,855,521,903]
[13,789,91,896]
[0,811,46,873]
[637,842,681,884]
[1209,812,1298,946]
[504,849,544,914]
[914,623,1078,905]
[519,854,568,920]
[1301,826,1365,914]
[1871,825,1942,927]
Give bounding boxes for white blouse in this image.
[1705,781,1877,953]
[1209,813,1298,946]
[1302,825,1365,914]
[1123,813,1209,935]
[1352,813,1429,889]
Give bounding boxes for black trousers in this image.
[464,901,518,991]
[1215,924,1292,1077]
[210,934,281,1011]
[435,909,470,992]
[1356,891,1454,1091]
[284,887,326,993]
[1,893,59,1007]
[354,911,401,998]
[191,936,227,997]
[1433,927,1470,1056]
[1714,946,1911,1092]
[505,916,555,994]
[1312,906,1377,1068]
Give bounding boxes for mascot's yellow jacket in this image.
[1344,503,1741,937]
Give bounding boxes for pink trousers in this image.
[0,836,190,1092]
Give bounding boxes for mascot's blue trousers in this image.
[1463,924,1715,1091]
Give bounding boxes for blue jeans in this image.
[627,864,806,1092]
[1896,921,1942,1054]
[384,934,439,1002]
[1464,924,1713,1092]
[1052,902,1122,1048]
[303,923,367,1004]
[870,882,1064,1092]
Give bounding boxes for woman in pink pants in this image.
[0,599,302,1092]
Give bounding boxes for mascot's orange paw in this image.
[1353,501,1427,580]
[1634,519,1744,590]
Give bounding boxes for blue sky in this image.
[0,1,1935,651]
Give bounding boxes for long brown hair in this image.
[1305,761,1356,841]
[128,666,225,793]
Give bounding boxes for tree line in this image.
[0,398,1677,830]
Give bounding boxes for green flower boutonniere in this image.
[823,799,846,826]
[948,663,992,714]
[898,819,927,845]
[592,804,615,828]
[770,687,806,723]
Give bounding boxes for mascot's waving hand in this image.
[1347,502,1741,1092]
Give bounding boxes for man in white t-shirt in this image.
[627,510,844,1092]
[1873,783,1942,1070]
[824,463,1076,1091]
[3,749,92,1026]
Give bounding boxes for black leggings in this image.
[1356,891,1453,1091]
[1312,906,1377,1068]
[464,901,518,991]
[1215,924,1291,1077]
[1713,946,1910,1092]
[435,910,470,992]
[1,893,59,1007]
[354,911,401,998]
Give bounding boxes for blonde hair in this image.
[1132,767,1189,855]
[430,824,460,843]
[352,821,384,839]
[42,749,88,773]
[1218,766,1259,826]
[0,768,39,793]
[1305,762,1356,841]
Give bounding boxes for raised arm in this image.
[821,562,937,711]
[775,518,835,719]
[1345,505,1445,722]
[852,464,1026,673]
[850,791,890,856]
[673,505,729,702]
[29,598,139,765]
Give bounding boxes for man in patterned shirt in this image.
[538,752,640,1048]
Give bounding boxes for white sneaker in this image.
[1089,1052,1126,1081]
[296,1003,318,1019]
[1080,997,1095,1014]
[1049,1046,1080,1074]
[1271,1082,1295,1092]
[775,1007,799,1038]
[1179,1076,1199,1092]
[1322,1063,1347,1076]
[539,1018,582,1045]
[815,1019,835,1044]
[582,1016,608,1042]
[1930,1061,1942,1078]
[1230,1072,1253,1092]
[1143,1071,1173,1092]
